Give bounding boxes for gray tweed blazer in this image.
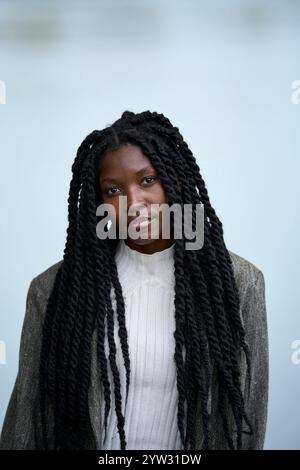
[0,250,269,450]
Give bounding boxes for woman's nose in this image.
[126,187,148,214]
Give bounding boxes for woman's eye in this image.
[142,176,157,185]
[104,187,119,195]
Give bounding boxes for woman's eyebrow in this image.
[100,166,154,184]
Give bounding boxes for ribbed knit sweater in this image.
[100,239,185,450]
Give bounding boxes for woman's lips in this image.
[131,217,152,229]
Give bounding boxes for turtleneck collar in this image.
[116,239,175,262]
[114,239,175,290]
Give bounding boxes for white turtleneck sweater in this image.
[100,239,186,450]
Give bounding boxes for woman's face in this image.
[98,143,174,254]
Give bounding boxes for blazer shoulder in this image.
[30,259,64,300]
[227,249,264,290]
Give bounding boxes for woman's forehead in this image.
[99,144,155,179]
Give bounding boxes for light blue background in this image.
[0,0,299,449]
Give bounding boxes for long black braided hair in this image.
[38,110,254,450]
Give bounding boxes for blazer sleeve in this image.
[0,276,45,449]
[241,268,269,450]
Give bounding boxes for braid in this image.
[128,112,253,446]
[39,110,253,450]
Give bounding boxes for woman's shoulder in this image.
[227,249,266,331]
[29,259,64,301]
[227,249,264,290]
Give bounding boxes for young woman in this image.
[0,110,269,450]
